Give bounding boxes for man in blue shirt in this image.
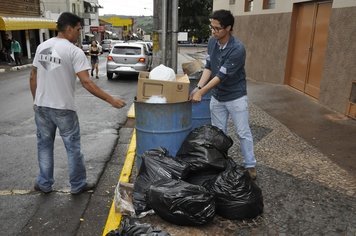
[190,9,257,179]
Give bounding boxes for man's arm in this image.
[29,66,37,101]
[76,70,126,108]
[190,68,220,102]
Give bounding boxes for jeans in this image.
[210,96,256,168]
[34,106,87,193]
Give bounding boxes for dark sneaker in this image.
[95,75,99,79]
[247,167,257,180]
[34,183,52,194]
[71,183,95,195]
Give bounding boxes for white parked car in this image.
[101,39,123,52]
[106,42,151,80]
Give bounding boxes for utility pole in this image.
[152,0,179,72]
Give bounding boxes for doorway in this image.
[286,1,332,99]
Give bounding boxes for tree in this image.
[178,0,213,43]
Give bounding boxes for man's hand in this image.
[110,98,126,108]
[189,87,198,99]
[190,88,202,103]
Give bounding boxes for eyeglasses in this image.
[209,25,225,32]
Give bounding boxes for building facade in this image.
[99,16,134,40]
[42,0,102,44]
[0,0,103,62]
[0,0,56,60]
[82,0,103,41]
[213,0,356,118]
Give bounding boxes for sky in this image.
[98,0,154,16]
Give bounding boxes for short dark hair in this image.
[56,12,83,32]
[210,10,234,30]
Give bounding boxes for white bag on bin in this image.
[149,64,175,81]
[145,95,167,104]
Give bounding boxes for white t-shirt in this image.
[33,37,91,111]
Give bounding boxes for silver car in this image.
[101,39,124,52]
[101,39,113,52]
[106,42,151,80]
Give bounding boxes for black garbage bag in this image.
[139,147,190,179]
[184,169,221,186]
[205,160,264,220]
[106,217,170,236]
[133,147,190,214]
[176,125,233,172]
[148,178,216,226]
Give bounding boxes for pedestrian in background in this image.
[3,34,13,64]
[29,12,126,195]
[11,38,22,66]
[190,9,257,179]
[89,40,100,79]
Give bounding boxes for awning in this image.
[85,33,95,37]
[84,1,96,7]
[0,16,56,31]
[84,1,103,8]
[105,30,112,35]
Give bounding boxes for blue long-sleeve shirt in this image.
[205,35,247,102]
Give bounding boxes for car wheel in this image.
[107,72,113,80]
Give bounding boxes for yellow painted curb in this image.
[102,129,136,236]
[127,103,135,118]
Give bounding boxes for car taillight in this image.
[138,57,145,63]
[107,56,113,61]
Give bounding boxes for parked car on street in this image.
[101,39,112,52]
[101,39,125,52]
[81,40,90,54]
[127,40,153,70]
[106,42,151,80]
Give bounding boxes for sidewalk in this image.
[0,57,33,73]
[109,49,356,235]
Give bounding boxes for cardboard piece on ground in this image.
[137,71,190,103]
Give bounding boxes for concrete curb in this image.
[102,105,137,235]
[0,64,32,73]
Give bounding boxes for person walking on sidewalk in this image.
[190,9,257,179]
[3,34,13,64]
[11,38,22,66]
[29,12,127,195]
[89,40,100,79]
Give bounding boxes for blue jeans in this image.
[34,106,87,193]
[210,96,256,168]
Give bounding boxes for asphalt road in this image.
[0,55,137,235]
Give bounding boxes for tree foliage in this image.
[178,0,213,43]
[134,16,153,34]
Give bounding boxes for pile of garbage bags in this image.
[106,217,170,236]
[118,125,264,227]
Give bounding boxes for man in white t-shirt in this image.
[29,12,126,195]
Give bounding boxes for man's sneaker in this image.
[34,183,52,194]
[247,168,257,180]
[71,183,95,195]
